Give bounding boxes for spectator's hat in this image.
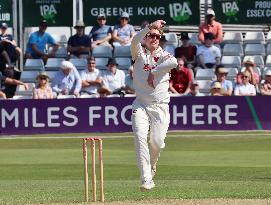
[74,20,85,28]
[206,8,215,16]
[0,22,8,29]
[180,32,190,40]
[191,80,199,85]
[107,57,118,66]
[97,13,106,20]
[39,20,48,26]
[244,57,255,66]
[265,70,271,76]
[120,12,130,20]
[216,65,228,74]
[211,82,221,89]
[204,32,214,40]
[36,71,50,80]
[61,61,75,70]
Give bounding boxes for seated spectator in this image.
[236,58,259,86]
[33,71,54,99]
[52,61,82,97]
[169,58,192,95]
[260,70,271,95]
[210,81,223,96]
[89,14,112,49]
[0,43,14,74]
[80,57,102,96]
[0,22,22,64]
[125,66,135,94]
[68,20,91,58]
[99,57,126,96]
[198,8,223,44]
[159,35,174,55]
[234,70,256,96]
[196,33,221,71]
[25,20,59,62]
[211,65,233,96]
[112,12,136,47]
[175,32,197,70]
[186,80,205,96]
[0,71,28,99]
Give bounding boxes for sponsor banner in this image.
[214,0,271,24]
[0,96,269,135]
[83,0,199,26]
[23,0,73,27]
[0,0,12,25]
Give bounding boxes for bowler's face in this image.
[145,29,161,51]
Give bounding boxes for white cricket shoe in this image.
[151,165,156,178]
[140,180,155,192]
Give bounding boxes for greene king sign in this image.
[83,0,199,25]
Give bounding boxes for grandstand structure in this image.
[2,0,271,97]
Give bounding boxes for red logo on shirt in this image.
[154,56,159,62]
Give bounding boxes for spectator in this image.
[99,57,126,96]
[159,35,174,55]
[211,65,233,96]
[175,32,197,70]
[125,66,135,94]
[260,70,271,95]
[89,14,113,49]
[169,58,192,95]
[80,57,102,96]
[234,70,256,96]
[0,71,28,99]
[186,80,205,96]
[210,81,223,96]
[196,33,221,70]
[0,22,22,63]
[25,20,59,62]
[198,8,223,44]
[236,58,259,86]
[33,71,54,99]
[112,12,136,47]
[52,61,82,97]
[68,20,91,58]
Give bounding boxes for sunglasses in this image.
[88,62,96,64]
[242,76,249,79]
[146,33,161,40]
[39,77,47,80]
[121,17,129,20]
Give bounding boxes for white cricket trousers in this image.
[132,100,170,182]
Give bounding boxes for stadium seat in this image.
[263,67,271,76]
[57,95,76,99]
[244,44,265,57]
[226,67,239,80]
[243,55,264,68]
[266,43,271,55]
[24,59,45,71]
[15,83,35,96]
[223,32,243,44]
[20,71,39,83]
[244,32,265,44]
[195,68,215,80]
[116,58,131,70]
[223,44,244,57]
[165,32,178,47]
[45,71,58,80]
[52,45,68,58]
[12,95,33,100]
[114,46,131,57]
[69,58,87,71]
[92,45,112,58]
[45,58,65,71]
[95,58,108,70]
[221,56,241,68]
[266,32,271,43]
[197,80,212,94]
[265,55,271,67]
[188,33,201,45]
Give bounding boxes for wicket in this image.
[83,138,104,202]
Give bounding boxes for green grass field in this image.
[0,131,271,204]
